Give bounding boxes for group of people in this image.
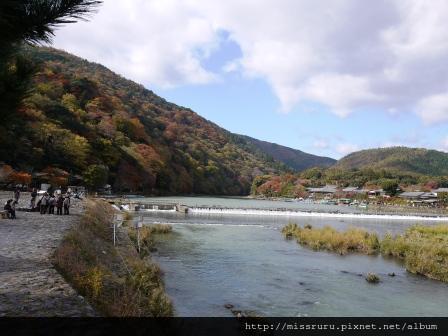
[3,188,72,220]
[32,190,71,215]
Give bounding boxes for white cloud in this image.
[53,0,218,87]
[53,0,448,122]
[380,131,424,148]
[313,139,329,150]
[441,136,448,152]
[222,61,239,73]
[336,143,360,156]
[416,93,448,124]
[301,73,381,117]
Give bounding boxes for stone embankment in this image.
[0,192,96,316]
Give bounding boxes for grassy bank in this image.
[128,224,173,258]
[282,223,380,255]
[53,199,173,316]
[381,225,448,282]
[282,223,448,282]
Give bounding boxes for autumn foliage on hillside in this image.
[0,47,286,194]
[252,166,448,198]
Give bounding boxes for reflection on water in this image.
[140,197,448,317]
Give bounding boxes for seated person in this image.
[4,199,16,219]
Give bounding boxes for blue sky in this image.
[53,0,448,159]
[155,67,440,160]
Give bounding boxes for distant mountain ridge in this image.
[335,147,448,176]
[241,135,336,171]
[251,146,448,198]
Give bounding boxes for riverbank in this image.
[53,199,173,316]
[0,193,96,316]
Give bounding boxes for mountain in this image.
[241,135,335,171]
[335,147,448,176]
[0,46,329,195]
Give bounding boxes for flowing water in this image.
[137,196,448,316]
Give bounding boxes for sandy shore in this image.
[0,191,96,316]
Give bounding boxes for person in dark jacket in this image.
[48,195,55,214]
[30,188,37,210]
[63,196,70,215]
[11,200,17,218]
[56,195,63,215]
[4,199,16,219]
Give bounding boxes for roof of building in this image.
[410,199,439,203]
[420,192,437,199]
[368,189,384,194]
[433,188,448,193]
[399,191,425,198]
[308,185,338,193]
[342,187,359,192]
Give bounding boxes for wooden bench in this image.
[0,210,9,219]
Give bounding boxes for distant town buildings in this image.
[306,184,447,206]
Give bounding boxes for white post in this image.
[113,222,116,246]
[113,214,123,246]
[137,227,140,253]
[135,216,143,253]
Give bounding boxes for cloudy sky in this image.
[53,0,448,159]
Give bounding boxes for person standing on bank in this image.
[40,193,48,214]
[14,188,20,203]
[48,194,55,214]
[11,200,17,218]
[56,194,63,215]
[63,195,70,215]
[30,188,37,210]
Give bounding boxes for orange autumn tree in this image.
[0,165,14,183]
[9,171,32,186]
[42,167,69,187]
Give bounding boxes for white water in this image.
[189,207,448,221]
[143,208,176,212]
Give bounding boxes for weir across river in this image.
[103,196,448,221]
[105,198,189,213]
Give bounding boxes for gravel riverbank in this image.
[0,191,96,316]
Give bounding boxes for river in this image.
[136,196,448,316]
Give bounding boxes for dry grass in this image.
[149,223,173,234]
[121,211,133,227]
[381,224,448,282]
[282,223,380,255]
[128,226,154,258]
[283,222,448,283]
[53,199,174,316]
[128,224,173,258]
[365,272,380,283]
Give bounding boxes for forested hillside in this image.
[241,136,335,171]
[251,147,448,198]
[0,46,291,194]
[335,147,448,176]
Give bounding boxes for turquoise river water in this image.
[136,196,448,317]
